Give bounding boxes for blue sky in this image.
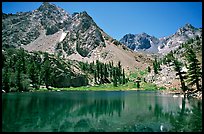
[2,2,202,40]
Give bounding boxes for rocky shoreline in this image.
[2,87,202,100]
[160,89,202,100]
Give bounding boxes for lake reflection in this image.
[2,91,202,132]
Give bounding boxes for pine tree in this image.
[117,61,122,84]
[2,67,10,92]
[94,70,97,84]
[96,60,100,81]
[147,66,151,73]
[109,61,113,80]
[185,48,202,91]
[100,63,103,84]
[28,62,39,90]
[113,68,117,87]
[16,61,22,92]
[153,57,159,74]
[104,63,108,81]
[2,52,6,69]
[18,48,26,74]
[90,61,94,74]
[122,68,126,84]
[42,57,52,89]
[173,57,187,92]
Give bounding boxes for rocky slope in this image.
[146,35,202,90]
[120,23,202,55]
[2,2,152,72]
[120,33,160,53]
[158,23,202,55]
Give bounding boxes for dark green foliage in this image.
[104,64,108,81]
[42,59,52,89]
[187,38,194,44]
[117,61,122,84]
[2,67,10,92]
[16,61,22,91]
[100,63,103,84]
[122,69,126,84]
[147,66,151,73]
[79,60,126,87]
[94,70,97,84]
[172,56,187,93]
[2,47,127,92]
[96,60,100,80]
[2,48,91,92]
[112,39,122,46]
[28,62,40,89]
[113,68,117,87]
[2,52,6,69]
[162,50,175,65]
[185,48,202,91]
[71,75,88,87]
[153,57,159,74]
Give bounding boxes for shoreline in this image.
[2,88,202,100]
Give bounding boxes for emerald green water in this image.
[2,91,202,132]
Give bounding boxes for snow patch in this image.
[59,32,67,42]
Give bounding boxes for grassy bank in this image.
[37,82,166,91]
[36,67,167,92]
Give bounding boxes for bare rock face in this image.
[120,23,202,55]
[120,33,160,53]
[2,2,71,48]
[2,2,105,57]
[56,11,105,58]
[158,23,202,55]
[2,2,153,72]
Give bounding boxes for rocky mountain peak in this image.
[120,32,160,53]
[183,23,194,29]
[140,32,149,37]
[36,2,70,19]
[37,2,58,11]
[176,23,197,35]
[120,23,202,55]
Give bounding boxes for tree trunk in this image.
[46,84,50,90]
[195,79,200,91]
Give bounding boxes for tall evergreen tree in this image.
[185,48,202,91]
[104,63,108,81]
[117,61,122,84]
[100,63,103,84]
[153,57,159,74]
[122,68,126,84]
[28,62,40,90]
[94,70,97,84]
[173,56,187,93]
[113,68,117,87]
[109,61,113,80]
[42,58,52,89]
[96,60,100,81]
[2,67,10,92]
[147,66,151,73]
[18,48,26,74]
[16,60,22,92]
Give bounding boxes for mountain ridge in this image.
[119,23,202,55]
[2,2,153,72]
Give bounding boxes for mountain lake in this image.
[2,90,202,132]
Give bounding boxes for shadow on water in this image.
[2,91,125,132]
[77,98,125,118]
[2,91,202,132]
[169,97,202,132]
[121,95,202,132]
